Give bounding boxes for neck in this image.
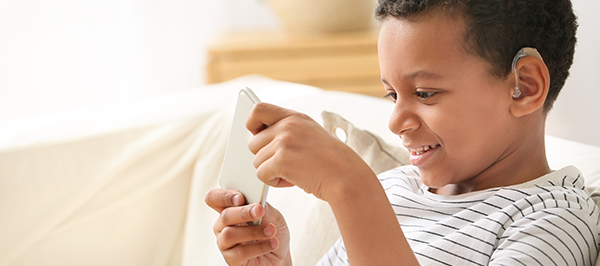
[433,118,551,196]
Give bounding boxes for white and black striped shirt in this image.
[317,165,600,266]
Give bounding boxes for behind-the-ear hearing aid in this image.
[511,47,543,98]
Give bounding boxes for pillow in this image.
[321,111,410,174]
[289,112,410,266]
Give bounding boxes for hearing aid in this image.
[511,47,543,98]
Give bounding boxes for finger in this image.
[246,103,296,135]
[255,155,295,188]
[204,189,245,213]
[261,203,290,232]
[248,125,275,155]
[248,126,295,188]
[217,223,277,251]
[222,238,279,265]
[251,133,276,170]
[214,203,265,234]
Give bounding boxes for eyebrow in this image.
[381,71,443,85]
[410,71,442,80]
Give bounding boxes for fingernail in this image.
[232,194,242,206]
[263,224,275,237]
[251,205,258,218]
[270,238,278,249]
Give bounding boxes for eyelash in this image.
[414,91,436,100]
[383,91,436,102]
[383,92,397,102]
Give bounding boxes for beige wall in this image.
[0,0,598,146]
[545,0,600,146]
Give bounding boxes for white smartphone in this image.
[219,87,269,225]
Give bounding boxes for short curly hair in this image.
[375,0,578,112]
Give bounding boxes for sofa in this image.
[2,75,599,266]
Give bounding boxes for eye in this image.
[383,92,397,102]
[414,91,436,100]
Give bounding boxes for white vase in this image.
[267,0,376,34]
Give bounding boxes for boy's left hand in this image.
[247,102,375,202]
[205,189,291,266]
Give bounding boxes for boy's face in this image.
[379,13,517,193]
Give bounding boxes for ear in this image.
[509,56,550,117]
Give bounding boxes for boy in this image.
[205,0,600,265]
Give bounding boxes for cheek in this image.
[432,99,507,151]
[439,103,512,169]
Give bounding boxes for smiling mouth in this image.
[410,144,440,156]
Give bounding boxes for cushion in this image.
[321,111,410,174]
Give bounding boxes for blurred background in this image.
[0,0,598,146]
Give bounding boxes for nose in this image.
[388,101,420,136]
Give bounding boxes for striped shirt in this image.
[317,165,600,266]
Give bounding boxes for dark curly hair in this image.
[375,0,578,112]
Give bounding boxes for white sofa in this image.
[1,76,599,266]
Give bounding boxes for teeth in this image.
[413,145,434,155]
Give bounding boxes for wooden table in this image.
[206,30,383,97]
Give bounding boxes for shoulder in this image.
[473,167,600,265]
[500,166,597,212]
[512,166,586,190]
[487,166,599,221]
[492,192,600,265]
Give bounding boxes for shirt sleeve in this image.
[315,237,349,266]
[489,207,599,266]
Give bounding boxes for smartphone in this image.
[219,87,269,225]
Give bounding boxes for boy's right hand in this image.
[204,188,292,266]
